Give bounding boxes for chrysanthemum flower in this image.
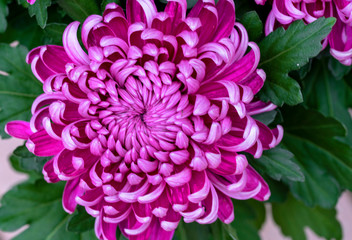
[6,0,283,239]
[255,0,352,65]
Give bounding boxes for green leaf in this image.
[221,223,238,240]
[297,60,312,80]
[57,0,100,22]
[0,179,98,239]
[175,220,238,240]
[302,58,352,145]
[282,106,352,192]
[186,0,197,9]
[66,206,95,233]
[265,178,289,203]
[272,195,342,240]
[0,0,9,32]
[251,110,277,126]
[44,22,67,45]
[11,144,51,173]
[175,221,212,240]
[237,11,263,42]
[210,220,239,240]
[233,0,257,19]
[258,18,336,106]
[284,154,341,208]
[18,0,51,28]
[28,0,51,28]
[0,4,43,49]
[0,44,42,138]
[250,147,304,182]
[328,57,351,80]
[231,200,265,240]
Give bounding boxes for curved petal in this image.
[63,22,90,65]
[126,0,157,27]
[196,184,219,224]
[188,170,211,203]
[42,158,60,183]
[62,178,83,213]
[217,190,234,224]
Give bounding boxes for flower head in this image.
[257,0,352,65]
[6,0,283,239]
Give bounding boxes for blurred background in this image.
[0,137,351,240]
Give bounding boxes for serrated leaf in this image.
[28,0,51,28]
[0,44,42,138]
[284,153,341,208]
[17,0,51,28]
[66,206,95,233]
[303,58,352,145]
[272,195,342,240]
[231,200,265,240]
[57,0,100,22]
[237,11,263,41]
[258,18,335,106]
[0,179,98,239]
[282,106,352,192]
[250,147,304,182]
[0,0,9,32]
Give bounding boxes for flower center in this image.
[78,56,196,176]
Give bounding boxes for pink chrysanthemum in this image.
[6,0,283,239]
[255,0,352,65]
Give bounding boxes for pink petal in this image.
[212,0,236,42]
[168,184,190,212]
[148,218,174,240]
[188,170,210,203]
[42,158,60,183]
[217,190,234,224]
[211,151,248,175]
[196,184,219,224]
[26,130,64,156]
[27,0,36,5]
[63,22,90,65]
[82,15,103,48]
[138,181,166,203]
[164,167,192,187]
[5,120,32,139]
[62,178,83,213]
[160,209,181,231]
[96,214,118,240]
[40,45,72,73]
[126,0,157,27]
